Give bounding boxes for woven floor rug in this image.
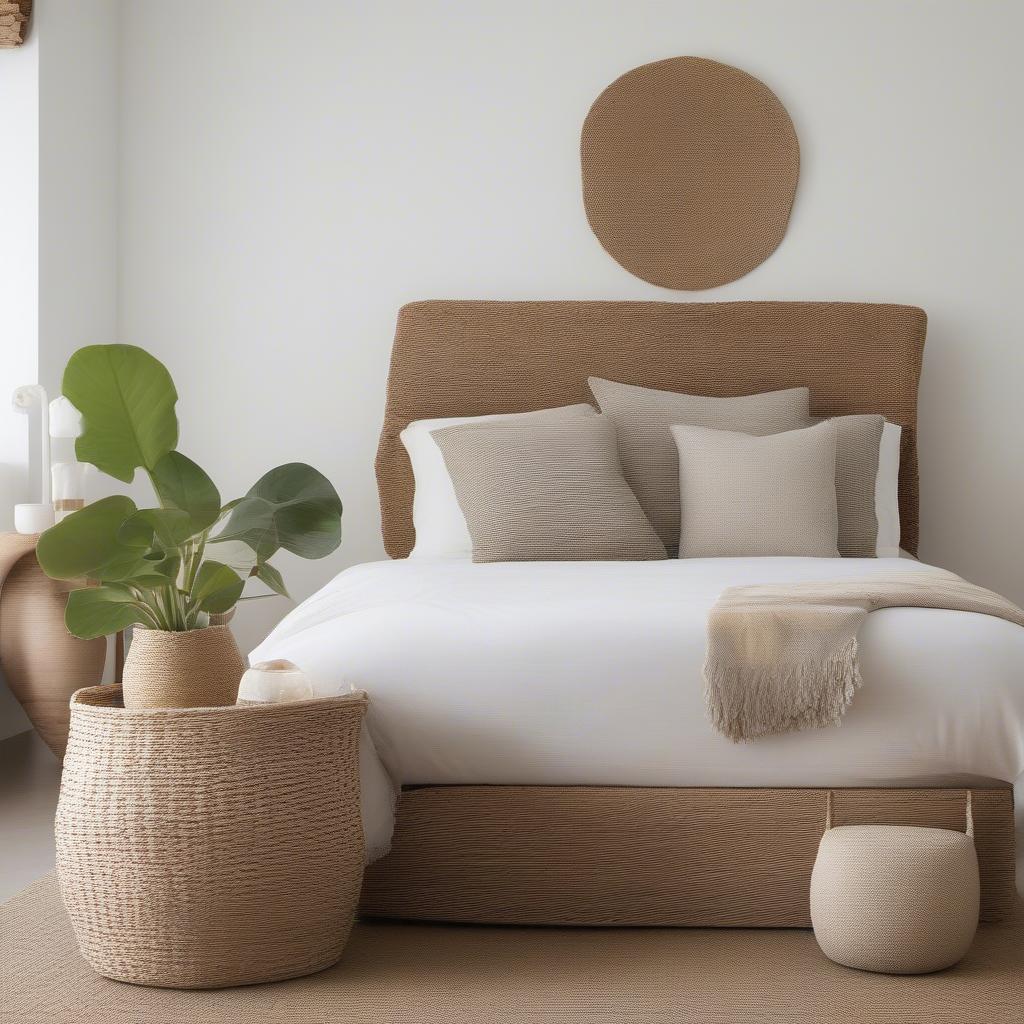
[2,874,1021,1024]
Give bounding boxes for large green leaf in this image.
[207,537,259,577]
[151,451,221,531]
[91,548,155,584]
[254,561,289,598]
[65,585,153,640]
[63,344,179,483]
[212,463,342,561]
[131,551,182,589]
[36,496,138,580]
[191,560,245,614]
[118,508,197,550]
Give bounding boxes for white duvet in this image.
[251,557,1024,862]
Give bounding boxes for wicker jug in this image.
[0,540,105,756]
[122,625,245,709]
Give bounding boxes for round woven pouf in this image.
[810,792,979,975]
[56,685,367,989]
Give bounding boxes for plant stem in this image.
[184,533,207,594]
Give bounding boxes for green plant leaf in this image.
[63,344,179,483]
[151,451,221,531]
[91,548,154,584]
[131,551,182,588]
[209,495,276,557]
[36,496,138,580]
[212,463,342,561]
[255,561,289,598]
[207,537,258,577]
[191,560,245,614]
[64,585,152,640]
[118,508,197,550]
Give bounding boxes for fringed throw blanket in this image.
[704,569,1024,742]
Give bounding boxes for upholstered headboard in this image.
[376,301,927,558]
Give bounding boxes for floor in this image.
[3,873,1023,1024]
[0,730,63,903]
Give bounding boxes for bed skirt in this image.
[359,785,1016,927]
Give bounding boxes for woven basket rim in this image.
[70,684,368,718]
[128,623,235,638]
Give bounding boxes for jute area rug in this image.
[2,875,1021,1024]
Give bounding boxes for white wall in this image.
[111,0,1019,653]
[0,2,120,739]
[0,28,39,738]
[0,29,38,529]
[38,1,120,401]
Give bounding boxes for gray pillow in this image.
[588,378,811,550]
[826,414,885,558]
[671,421,839,558]
[432,416,667,563]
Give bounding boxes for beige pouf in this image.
[56,685,367,989]
[810,791,979,974]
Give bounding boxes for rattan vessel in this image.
[56,685,367,989]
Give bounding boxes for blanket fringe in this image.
[704,638,861,743]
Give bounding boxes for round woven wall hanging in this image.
[581,56,799,290]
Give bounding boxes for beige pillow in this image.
[671,421,839,558]
[826,414,885,558]
[403,402,598,560]
[589,378,810,550]
[432,416,667,563]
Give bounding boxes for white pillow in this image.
[402,404,597,559]
[874,422,902,556]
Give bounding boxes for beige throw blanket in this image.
[704,569,1024,742]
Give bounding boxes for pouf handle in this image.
[823,789,973,836]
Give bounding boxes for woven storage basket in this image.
[810,791,980,974]
[56,685,367,989]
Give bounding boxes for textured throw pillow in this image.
[588,378,810,550]
[804,414,887,557]
[828,414,885,558]
[432,416,667,563]
[875,422,902,557]
[401,403,597,559]
[671,421,839,558]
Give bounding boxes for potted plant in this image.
[36,344,342,709]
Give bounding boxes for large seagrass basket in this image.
[56,685,367,989]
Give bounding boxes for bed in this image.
[252,300,1021,927]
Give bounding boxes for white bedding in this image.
[251,557,1024,860]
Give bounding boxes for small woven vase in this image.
[121,625,245,709]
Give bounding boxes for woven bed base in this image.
[360,785,1016,927]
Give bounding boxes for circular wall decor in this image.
[581,56,799,290]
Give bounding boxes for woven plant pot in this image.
[121,625,245,709]
[56,685,367,989]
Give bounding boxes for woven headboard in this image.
[376,301,927,558]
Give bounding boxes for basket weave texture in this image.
[56,685,367,989]
[581,56,799,290]
[810,792,980,974]
[121,625,245,709]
